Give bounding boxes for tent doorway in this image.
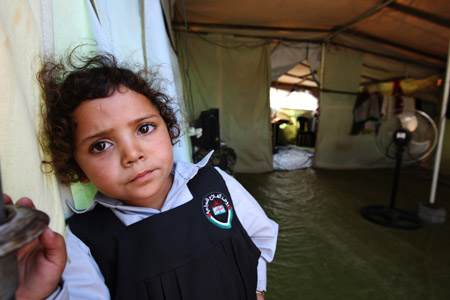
[270,57,319,151]
[270,88,318,149]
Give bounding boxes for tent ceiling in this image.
[172,0,450,89]
[274,61,319,90]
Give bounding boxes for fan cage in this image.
[375,110,438,162]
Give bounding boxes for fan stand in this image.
[361,129,423,230]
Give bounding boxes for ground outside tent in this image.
[235,167,450,300]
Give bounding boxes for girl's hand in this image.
[3,194,67,300]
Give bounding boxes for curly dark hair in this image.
[38,49,180,184]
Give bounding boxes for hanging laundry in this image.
[351,92,382,135]
[393,80,404,115]
[381,95,416,118]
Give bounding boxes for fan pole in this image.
[361,128,423,229]
[389,143,404,209]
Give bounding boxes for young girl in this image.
[8,50,278,299]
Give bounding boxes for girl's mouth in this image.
[130,170,152,183]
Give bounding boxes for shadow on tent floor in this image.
[235,166,450,300]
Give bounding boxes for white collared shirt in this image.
[50,153,278,299]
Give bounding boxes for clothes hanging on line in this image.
[350,92,382,135]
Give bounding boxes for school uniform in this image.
[49,153,278,300]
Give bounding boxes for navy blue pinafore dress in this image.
[67,166,261,299]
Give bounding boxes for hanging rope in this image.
[181,0,195,123]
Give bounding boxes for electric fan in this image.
[361,110,438,229]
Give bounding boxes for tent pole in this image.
[429,38,450,205]
[0,163,5,222]
[312,42,326,168]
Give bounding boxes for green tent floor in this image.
[235,166,450,300]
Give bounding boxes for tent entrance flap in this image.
[314,46,390,169]
[176,33,273,172]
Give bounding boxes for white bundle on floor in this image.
[273,146,314,171]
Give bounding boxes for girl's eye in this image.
[138,123,155,135]
[89,141,111,153]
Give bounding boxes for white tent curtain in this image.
[142,0,192,163]
[87,1,145,62]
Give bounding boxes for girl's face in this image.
[73,87,174,210]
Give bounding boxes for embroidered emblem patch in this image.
[202,192,233,229]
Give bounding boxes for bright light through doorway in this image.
[270,88,318,111]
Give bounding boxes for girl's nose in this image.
[121,141,145,167]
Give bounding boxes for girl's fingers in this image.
[16,197,36,209]
[3,193,12,205]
